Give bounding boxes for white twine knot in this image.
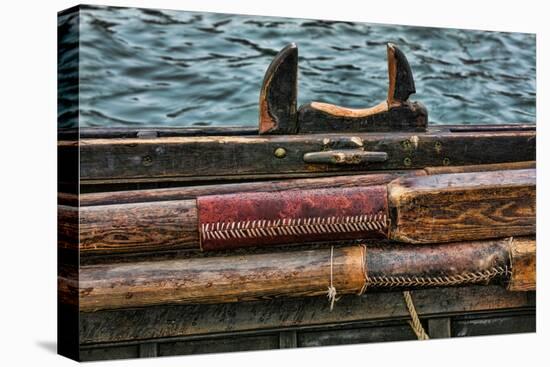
[327,246,340,311]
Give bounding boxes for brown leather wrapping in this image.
[198,186,388,251]
[365,239,513,290]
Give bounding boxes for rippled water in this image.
[59,5,536,128]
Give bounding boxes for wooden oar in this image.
[69,237,535,312]
[74,167,535,255]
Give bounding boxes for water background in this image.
[67,5,536,128]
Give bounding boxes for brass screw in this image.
[443,157,451,166]
[403,157,412,166]
[402,140,412,150]
[274,147,287,159]
[435,141,442,153]
[142,155,153,166]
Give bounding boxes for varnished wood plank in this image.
[388,169,535,243]
[79,285,535,344]
[69,128,535,184]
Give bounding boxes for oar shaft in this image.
[72,238,535,312]
[76,168,535,254]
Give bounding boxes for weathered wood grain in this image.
[79,200,198,254]
[69,162,534,208]
[79,285,535,344]
[508,238,536,291]
[69,127,535,184]
[388,169,535,243]
[423,161,535,175]
[76,171,421,207]
[79,246,366,311]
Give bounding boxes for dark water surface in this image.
[67,5,536,128]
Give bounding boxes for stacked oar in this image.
[59,163,535,312]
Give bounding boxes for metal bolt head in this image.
[443,157,451,166]
[403,157,412,166]
[274,147,287,159]
[142,155,153,166]
[402,140,412,150]
[435,141,442,153]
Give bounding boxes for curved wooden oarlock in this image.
[258,43,428,134]
[298,43,428,133]
[258,43,298,134]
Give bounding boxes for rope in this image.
[200,213,387,240]
[357,244,368,295]
[403,291,430,340]
[365,266,509,288]
[327,246,339,311]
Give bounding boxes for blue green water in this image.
[60,5,536,128]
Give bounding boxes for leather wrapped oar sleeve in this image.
[365,239,511,290]
[198,186,388,251]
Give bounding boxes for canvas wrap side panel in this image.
[198,186,388,251]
